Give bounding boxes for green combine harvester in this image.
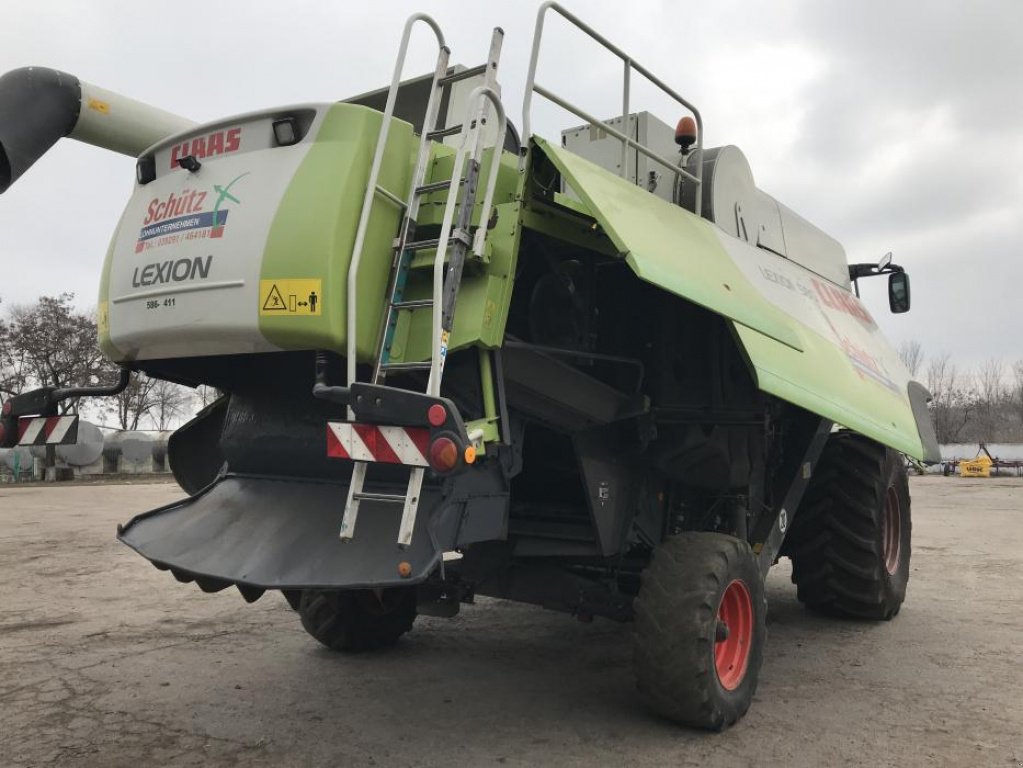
[0,3,937,729]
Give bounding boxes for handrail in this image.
[346,13,447,417]
[427,86,508,396]
[521,1,703,215]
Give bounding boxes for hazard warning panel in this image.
[259,279,322,316]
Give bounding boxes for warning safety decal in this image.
[259,279,322,316]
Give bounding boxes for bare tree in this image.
[4,294,114,414]
[1013,360,1023,435]
[898,340,924,378]
[0,299,30,408]
[111,374,159,430]
[150,379,191,430]
[195,385,221,409]
[926,353,977,443]
[978,359,1005,403]
[976,358,1005,441]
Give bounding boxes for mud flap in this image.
[117,475,455,596]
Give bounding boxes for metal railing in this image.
[427,85,508,396]
[346,13,448,414]
[521,1,704,215]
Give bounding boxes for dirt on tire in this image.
[633,532,766,730]
[785,432,911,620]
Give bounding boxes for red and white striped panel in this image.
[17,415,79,446]
[327,422,430,466]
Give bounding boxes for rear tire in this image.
[298,588,417,652]
[786,432,911,620]
[633,532,766,730]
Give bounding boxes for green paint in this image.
[97,212,128,362]
[258,104,415,359]
[532,137,928,461]
[534,137,803,352]
[479,347,497,423]
[734,324,926,459]
[212,172,248,225]
[391,150,525,362]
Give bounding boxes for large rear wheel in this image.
[298,588,417,652]
[786,432,911,620]
[633,532,766,730]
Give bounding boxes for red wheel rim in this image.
[715,579,753,691]
[882,486,901,575]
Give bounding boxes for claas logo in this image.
[170,127,241,170]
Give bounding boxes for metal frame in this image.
[346,13,448,417]
[754,418,833,577]
[521,1,704,215]
[427,85,507,396]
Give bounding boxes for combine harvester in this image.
[0,4,937,729]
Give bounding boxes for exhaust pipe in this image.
[0,67,195,193]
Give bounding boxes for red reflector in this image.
[427,403,447,427]
[0,422,6,445]
[428,437,459,472]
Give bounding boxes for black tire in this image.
[298,588,417,652]
[786,432,911,620]
[633,532,767,730]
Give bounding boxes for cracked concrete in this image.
[0,478,1021,767]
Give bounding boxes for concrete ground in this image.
[0,477,1020,767]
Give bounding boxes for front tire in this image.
[786,432,911,620]
[298,588,417,652]
[633,532,766,730]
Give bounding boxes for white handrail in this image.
[346,13,447,417]
[427,86,508,396]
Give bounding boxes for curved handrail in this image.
[427,85,508,395]
[346,13,447,413]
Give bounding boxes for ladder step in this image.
[392,299,434,310]
[415,178,464,196]
[404,230,471,252]
[380,361,432,372]
[405,238,441,251]
[426,124,463,141]
[352,492,407,504]
[438,64,488,87]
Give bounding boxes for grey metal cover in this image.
[117,475,451,592]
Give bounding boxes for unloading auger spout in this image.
[0,66,194,193]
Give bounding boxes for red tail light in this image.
[428,436,459,472]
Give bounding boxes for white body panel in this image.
[105,109,324,360]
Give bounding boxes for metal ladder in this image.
[342,17,509,547]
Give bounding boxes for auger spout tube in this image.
[0,67,195,193]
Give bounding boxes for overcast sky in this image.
[1,0,1020,371]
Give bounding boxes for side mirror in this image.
[888,271,910,313]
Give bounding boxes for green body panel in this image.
[392,150,524,361]
[534,138,803,352]
[259,104,415,359]
[97,211,128,361]
[533,138,930,461]
[735,324,925,458]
